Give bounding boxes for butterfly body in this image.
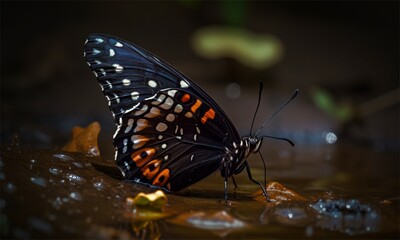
[84,34,267,198]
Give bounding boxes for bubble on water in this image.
[324,132,337,144]
[28,217,53,234]
[69,192,82,201]
[4,182,16,194]
[31,177,47,187]
[53,153,73,161]
[30,159,36,163]
[93,182,104,191]
[49,167,61,175]
[65,173,86,184]
[52,197,63,209]
[72,162,84,168]
[310,199,380,235]
[225,82,241,99]
[274,208,307,221]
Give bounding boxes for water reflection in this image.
[310,199,380,235]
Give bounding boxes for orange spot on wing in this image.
[131,148,155,167]
[190,99,202,113]
[201,108,215,124]
[142,159,162,179]
[152,169,170,187]
[181,93,191,103]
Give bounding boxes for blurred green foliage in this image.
[192,26,283,69]
[312,88,353,121]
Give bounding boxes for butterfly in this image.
[84,34,296,201]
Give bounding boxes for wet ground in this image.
[1,142,398,239]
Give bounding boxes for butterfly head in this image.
[242,136,263,156]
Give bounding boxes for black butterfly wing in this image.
[84,34,241,191]
[113,89,230,191]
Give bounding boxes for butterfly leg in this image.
[245,162,270,201]
[224,175,229,203]
[231,176,238,188]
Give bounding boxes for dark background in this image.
[1,1,399,158]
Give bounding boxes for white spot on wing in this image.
[152,94,166,106]
[156,122,168,132]
[145,107,160,118]
[95,38,104,43]
[167,90,177,97]
[124,118,134,133]
[131,91,139,100]
[122,79,130,86]
[113,64,123,73]
[174,104,183,113]
[148,80,157,88]
[160,97,174,110]
[166,113,175,122]
[185,112,193,118]
[115,41,123,47]
[112,93,120,103]
[106,81,113,89]
[134,105,148,116]
[105,95,111,106]
[161,143,167,149]
[180,80,189,88]
[99,68,105,76]
[131,135,148,149]
[134,119,148,132]
[109,49,115,57]
[93,48,100,55]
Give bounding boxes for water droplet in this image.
[324,132,337,144]
[31,177,47,187]
[93,182,104,190]
[69,192,82,201]
[72,162,84,168]
[49,167,61,175]
[65,173,86,184]
[53,153,73,161]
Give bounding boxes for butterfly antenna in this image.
[260,135,295,147]
[254,89,299,137]
[250,82,264,135]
